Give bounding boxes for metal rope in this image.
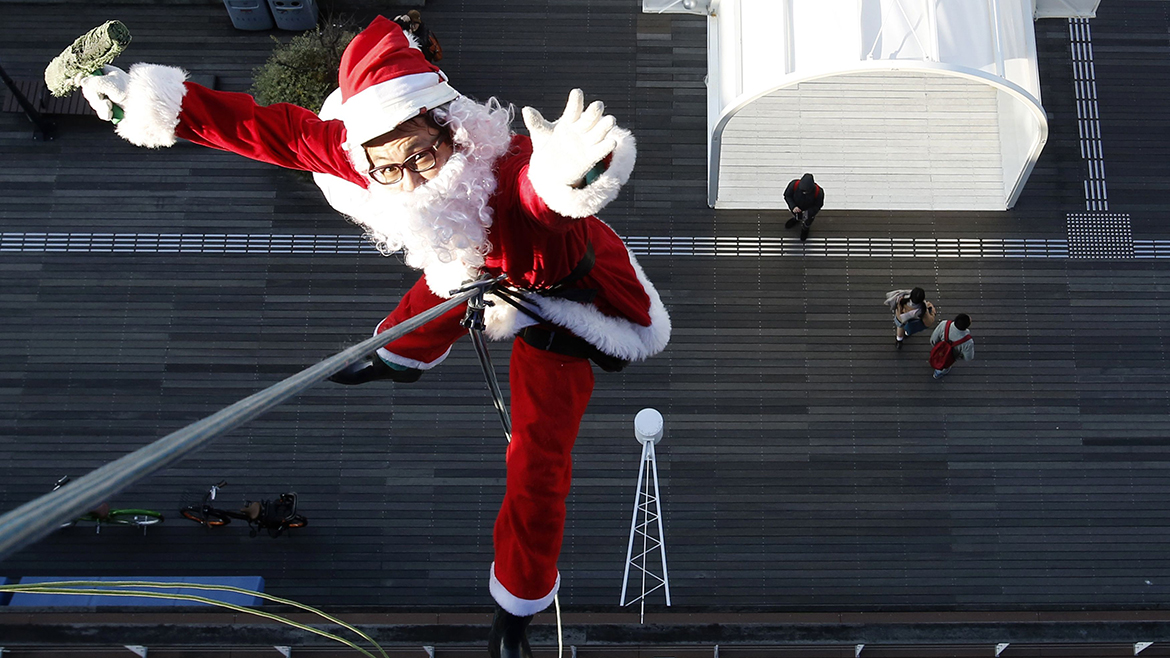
[0,285,481,561]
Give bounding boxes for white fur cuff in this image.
[527,127,636,219]
[115,63,189,148]
[490,562,559,616]
[375,346,451,371]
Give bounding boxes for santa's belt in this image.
[489,287,628,372]
[485,243,626,372]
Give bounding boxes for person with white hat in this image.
[80,15,670,658]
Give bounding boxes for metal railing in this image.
[0,286,482,561]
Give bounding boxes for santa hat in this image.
[338,15,459,146]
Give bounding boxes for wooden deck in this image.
[1,0,1170,631]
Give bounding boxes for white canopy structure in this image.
[641,0,1100,211]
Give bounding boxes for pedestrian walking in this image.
[929,314,974,379]
[394,10,443,63]
[783,172,824,241]
[885,287,936,348]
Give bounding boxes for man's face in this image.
[364,124,453,193]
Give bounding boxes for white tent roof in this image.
[1034,0,1100,18]
[705,0,1049,211]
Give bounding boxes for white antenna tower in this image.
[619,407,671,622]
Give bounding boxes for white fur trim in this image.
[482,246,671,362]
[319,86,365,173]
[312,168,371,219]
[313,89,375,212]
[341,71,459,147]
[490,562,558,616]
[534,247,670,361]
[115,63,188,148]
[371,320,451,370]
[483,295,540,341]
[526,127,636,219]
[423,260,481,299]
[376,346,450,371]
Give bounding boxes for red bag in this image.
[929,321,972,370]
[427,32,443,62]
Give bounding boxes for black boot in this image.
[487,604,533,658]
[328,355,422,385]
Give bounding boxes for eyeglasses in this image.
[367,136,446,186]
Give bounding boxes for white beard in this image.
[361,150,493,296]
[342,97,514,298]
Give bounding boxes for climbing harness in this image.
[472,276,630,374]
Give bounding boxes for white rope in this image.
[555,593,563,658]
[0,580,387,657]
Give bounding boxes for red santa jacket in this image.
[166,81,670,368]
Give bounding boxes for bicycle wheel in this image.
[180,507,230,527]
[108,509,165,526]
[285,515,307,529]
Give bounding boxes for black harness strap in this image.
[538,242,596,303]
[546,242,595,294]
[487,241,595,322]
[518,326,628,372]
[490,285,545,324]
[484,244,628,372]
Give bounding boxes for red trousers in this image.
[374,280,597,615]
[489,338,594,616]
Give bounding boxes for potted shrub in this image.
[251,19,357,114]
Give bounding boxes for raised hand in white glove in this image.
[78,65,130,122]
[523,89,618,189]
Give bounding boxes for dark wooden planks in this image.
[0,0,1169,617]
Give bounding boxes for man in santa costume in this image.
[80,15,669,658]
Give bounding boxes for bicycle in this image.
[53,476,165,534]
[180,480,307,538]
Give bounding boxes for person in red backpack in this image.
[929,314,975,379]
[783,173,825,241]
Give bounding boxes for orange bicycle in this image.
[180,480,306,538]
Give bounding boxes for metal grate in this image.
[1070,18,1109,211]
[0,232,1086,259]
[0,233,375,254]
[1133,241,1170,259]
[622,236,1070,258]
[1067,213,1133,259]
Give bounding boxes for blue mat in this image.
[7,576,264,607]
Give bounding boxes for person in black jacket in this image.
[394,10,440,63]
[783,173,825,241]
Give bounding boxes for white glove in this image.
[523,89,618,188]
[78,65,130,122]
